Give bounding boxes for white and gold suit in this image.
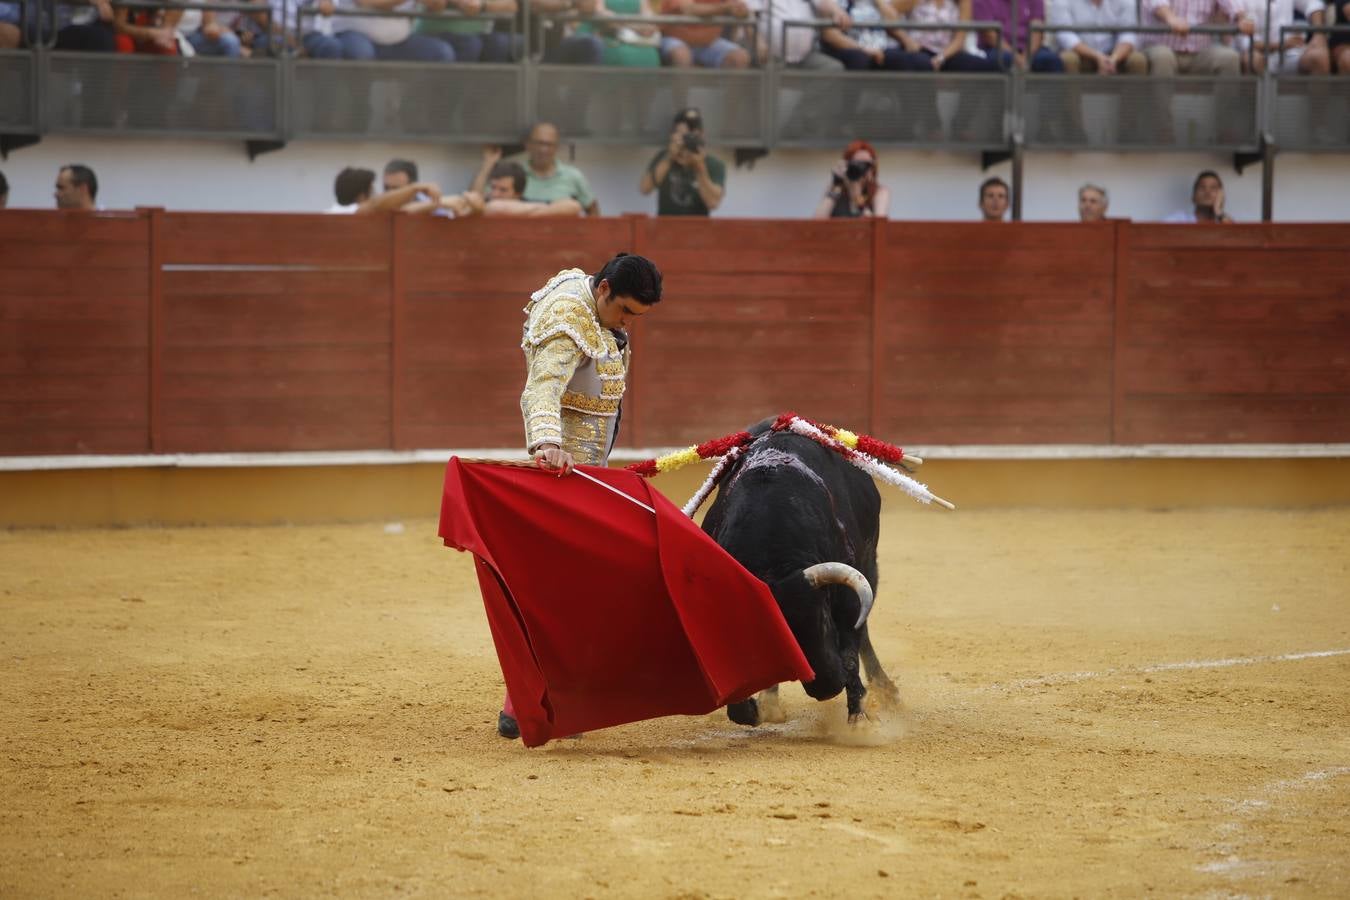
[520,268,630,465]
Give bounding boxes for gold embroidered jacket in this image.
[520,268,629,465]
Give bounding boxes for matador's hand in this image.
[533,444,575,475]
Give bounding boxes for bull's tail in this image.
[802,563,874,629]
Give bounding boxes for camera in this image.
[681,132,704,153]
[845,159,872,181]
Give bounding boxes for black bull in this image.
[701,419,901,725]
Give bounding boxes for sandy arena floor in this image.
[2,504,1349,898]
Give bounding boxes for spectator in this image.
[1237,0,1330,75]
[639,108,727,216]
[0,169,8,208]
[530,0,606,63]
[1333,0,1350,76]
[1077,183,1109,221]
[979,176,1009,221]
[417,0,519,61]
[1144,0,1258,142]
[383,158,420,191]
[1165,169,1234,222]
[883,0,1001,140]
[483,162,585,216]
[113,4,182,54]
[1047,0,1146,74]
[54,164,98,211]
[577,0,663,67]
[974,0,1066,70]
[329,166,444,213]
[821,0,910,69]
[248,0,342,57]
[18,0,118,50]
[1,3,19,48]
[814,140,890,218]
[658,0,752,68]
[332,0,456,61]
[747,0,852,70]
[471,124,600,215]
[178,6,244,56]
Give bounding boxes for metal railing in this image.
[2,0,1347,164]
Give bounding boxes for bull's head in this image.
[768,563,874,701]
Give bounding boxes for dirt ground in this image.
[2,502,1349,899]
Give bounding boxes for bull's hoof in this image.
[727,699,760,727]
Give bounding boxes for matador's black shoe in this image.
[496,711,520,739]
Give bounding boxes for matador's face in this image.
[594,279,654,331]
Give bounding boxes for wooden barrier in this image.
[2,211,1348,456]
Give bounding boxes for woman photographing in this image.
[814,141,891,219]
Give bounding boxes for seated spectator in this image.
[979,176,1009,221]
[332,0,456,61]
[471,123,600,214]
[658,0,752,68]
[1333,0,1350,75]
[1165,169,1234,222]
[820,0,911,69]
[1078,182,1109,221]
[975,0,1066,70]
[1237,0,1330,75]
[328,166,444,213]
[1,3,19,48]
[1142,0,1253,80]
[639,108,727,216]
[17,0,117,51]
[483,162,584,216]
[894,0,1000,72]
[417,0,520,61]
[814,140,890,218]
[247,0,342,57]
[577,0,662,67]
[530,0,606,63]
[177,7,244,56]
[114,4,182,54]
[746,0,852,70]
[54,164,99,211]
[1047,0,1147,74]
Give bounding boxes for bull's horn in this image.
[802,563,874,630]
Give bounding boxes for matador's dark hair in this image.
[592,253,663,305]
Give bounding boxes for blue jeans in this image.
[186,28,242,58]
[436,31,518,63]
[993,46,1065,72]
[336,30,454,62]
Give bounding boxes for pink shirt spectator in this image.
[972,0,1046,52]
[908,0,961,54]
[1143,0,1245,52]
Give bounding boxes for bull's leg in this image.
[727,697,760,727]
[756,684,787,724]
[843,646,867,724]
[859,627,902,710]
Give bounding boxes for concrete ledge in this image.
[3,451,1350,527]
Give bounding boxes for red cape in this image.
[439,459,813,747]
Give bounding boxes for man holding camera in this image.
[638,109,726,217]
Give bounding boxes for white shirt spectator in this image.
[332,0,415,44]
[1143,0,1245,53]
[1236,0,1323,53]
[327,202,359,214]
[1047,0,1139,54]
[746,0,819,64]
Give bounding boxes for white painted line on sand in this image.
[989,648,1350,692]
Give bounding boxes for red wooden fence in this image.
[2,210,1347,455]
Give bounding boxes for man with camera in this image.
[638,109,726,217]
